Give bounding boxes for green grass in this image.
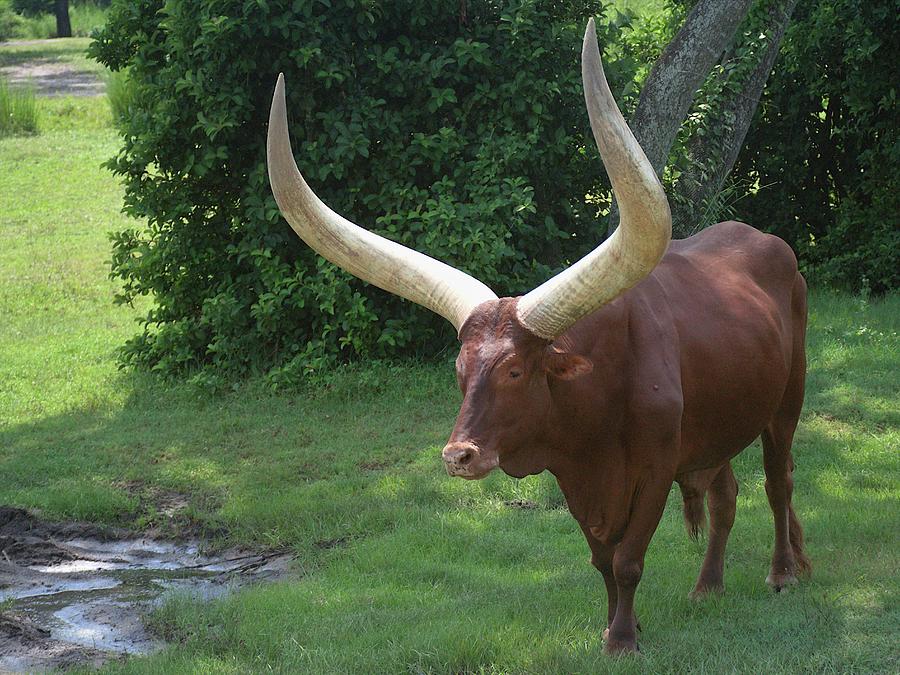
[105,66,132,124]
[0,73,37,134]
[1,42,898,674]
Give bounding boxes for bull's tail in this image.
[789,504,812,574]
[681,490,707,540]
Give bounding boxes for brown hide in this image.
[446,220,809,652]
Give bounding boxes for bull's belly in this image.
[676,358,789,472]
[679,324,790,471]
[676,426,768,473]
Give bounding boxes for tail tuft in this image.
[789,505,812,575]
[683,493,707,540]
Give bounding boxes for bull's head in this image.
[267,19,671,480]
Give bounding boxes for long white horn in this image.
[515,18,671,340]
[267,74,497,332]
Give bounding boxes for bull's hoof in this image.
[765,572,799,592]
[602,625,640,655]
[602,619,641,641]
[688,582,724,600]
[603,636,640,655]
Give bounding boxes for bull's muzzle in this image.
[441,441,498,479]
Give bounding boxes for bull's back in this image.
[653,222,803,469]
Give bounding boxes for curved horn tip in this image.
[583,17,600,58]
[269,73,287,126]
[274,72,285,102]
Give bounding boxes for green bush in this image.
[0,0,25,39]
[10,0,46,16]
[733,0,899,293]
[0,75,38,136]
[90,0,642,379]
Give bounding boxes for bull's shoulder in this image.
[665,221,798,282]
[655,223,798,308]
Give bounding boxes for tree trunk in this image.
[630,0,755,177]
[55,0,71,38]
[671,0,799,234]
[606,0,754,232]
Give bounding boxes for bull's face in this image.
[442,299,593,480]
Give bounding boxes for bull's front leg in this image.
[604,477,671,654]
[580,525,617,632]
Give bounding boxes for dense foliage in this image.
[0,0,24,37]
[733,0,899,293]
[89,0,644,380]
[91,0,897,380]
[9,0,52,15]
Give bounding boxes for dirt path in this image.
[1,61,104,96]
[0,39,104,96]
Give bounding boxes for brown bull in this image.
[266,19,810,653]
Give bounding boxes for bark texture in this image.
[607,0,754,232]
[629,0,755,176]
[54,0,71,38]
[671,0,799,235]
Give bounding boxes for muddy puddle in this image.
[0,507,292,672]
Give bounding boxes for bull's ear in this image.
[544,348,593,380]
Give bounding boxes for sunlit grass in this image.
[0,36,94,62]
[0,73,37,135]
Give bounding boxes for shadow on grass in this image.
[0,39,96,67]
[0,366,458,538]
[0,319,894,542]
[1,61,104,97]
[131,411,896,672]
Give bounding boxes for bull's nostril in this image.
[443,442,479,469]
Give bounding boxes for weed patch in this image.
[0,74,36,135]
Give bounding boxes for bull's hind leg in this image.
[690,463,738,598]
[761,423,810,590]
[762,274,811,591]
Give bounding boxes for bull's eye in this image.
[509,369,522,379]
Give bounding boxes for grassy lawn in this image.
[1,44,898,674]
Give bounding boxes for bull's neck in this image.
[542,330,632,539]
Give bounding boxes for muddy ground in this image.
[0,506,292,672]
